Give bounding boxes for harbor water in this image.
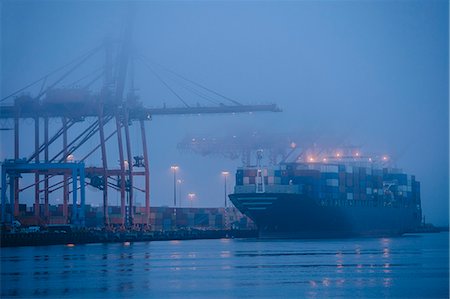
[1,232,448,298]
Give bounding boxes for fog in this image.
[1,1,448,225]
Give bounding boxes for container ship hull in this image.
[229,192,419,238]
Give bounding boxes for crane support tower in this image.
[0,16,280,228]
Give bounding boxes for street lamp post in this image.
[177,179,182,207]
[221,171,229,208]
[170,165,179,207]
[124,160,131,227]
[188,193,196,208]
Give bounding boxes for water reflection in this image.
[336,278,345,286]
[335,250,344,274]
[383,277,392,288]
[170,253,181,259]
[322,277,331,287]
[118,281,134,292]
[383,263,391,274]
[0,235,448,298]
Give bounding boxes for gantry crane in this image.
[0,14,281,228]
[177,132,290,166]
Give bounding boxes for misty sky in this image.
[1,1,448,225]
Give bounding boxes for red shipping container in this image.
[243,169,257,177]
[49,216,66,225]
[110,217,123,225]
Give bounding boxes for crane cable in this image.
[0,44,102,103]
[139,58,223,105]
[159,64,243,106]
[138,53,243,106]
[68,65,105,88]
[173,79,222,105]
[138,57,190,108]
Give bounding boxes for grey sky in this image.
[1,1,448,225]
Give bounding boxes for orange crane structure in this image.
[0,22,280,228]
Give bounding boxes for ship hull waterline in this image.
[229,192,419,239]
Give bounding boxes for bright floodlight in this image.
[171,165,179,171]
[221,171,229,176]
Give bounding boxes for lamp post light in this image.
[188,192,196,208]
[177,179,182,207]
[221,171,229,208]
[170,165,179,207]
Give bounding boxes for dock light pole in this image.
[124,160,131,226]
[188,193,196,208]
[171,165,179,207]
[177,179,182,207]
[221,171,229,208]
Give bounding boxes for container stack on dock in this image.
[1,204,254,231]
[148,207,252,231]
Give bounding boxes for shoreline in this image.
[0,229,258,248]
[2,224,446,248]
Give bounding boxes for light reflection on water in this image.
[1,233,448,298]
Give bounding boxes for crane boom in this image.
[0,97,280,120]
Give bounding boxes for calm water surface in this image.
[1,233,448,298]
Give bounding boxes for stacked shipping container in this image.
[236,163,420,207]
[7,204,254,230]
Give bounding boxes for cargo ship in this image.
[229,154,422,238]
